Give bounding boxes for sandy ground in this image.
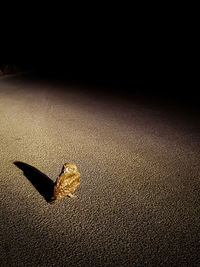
[0,73,200,266]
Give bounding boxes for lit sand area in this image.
[0,73,200,266]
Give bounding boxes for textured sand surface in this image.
[0,73,200,266]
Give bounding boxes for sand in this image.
[0,73,200,266]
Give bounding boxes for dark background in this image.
[1,6,197,107]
